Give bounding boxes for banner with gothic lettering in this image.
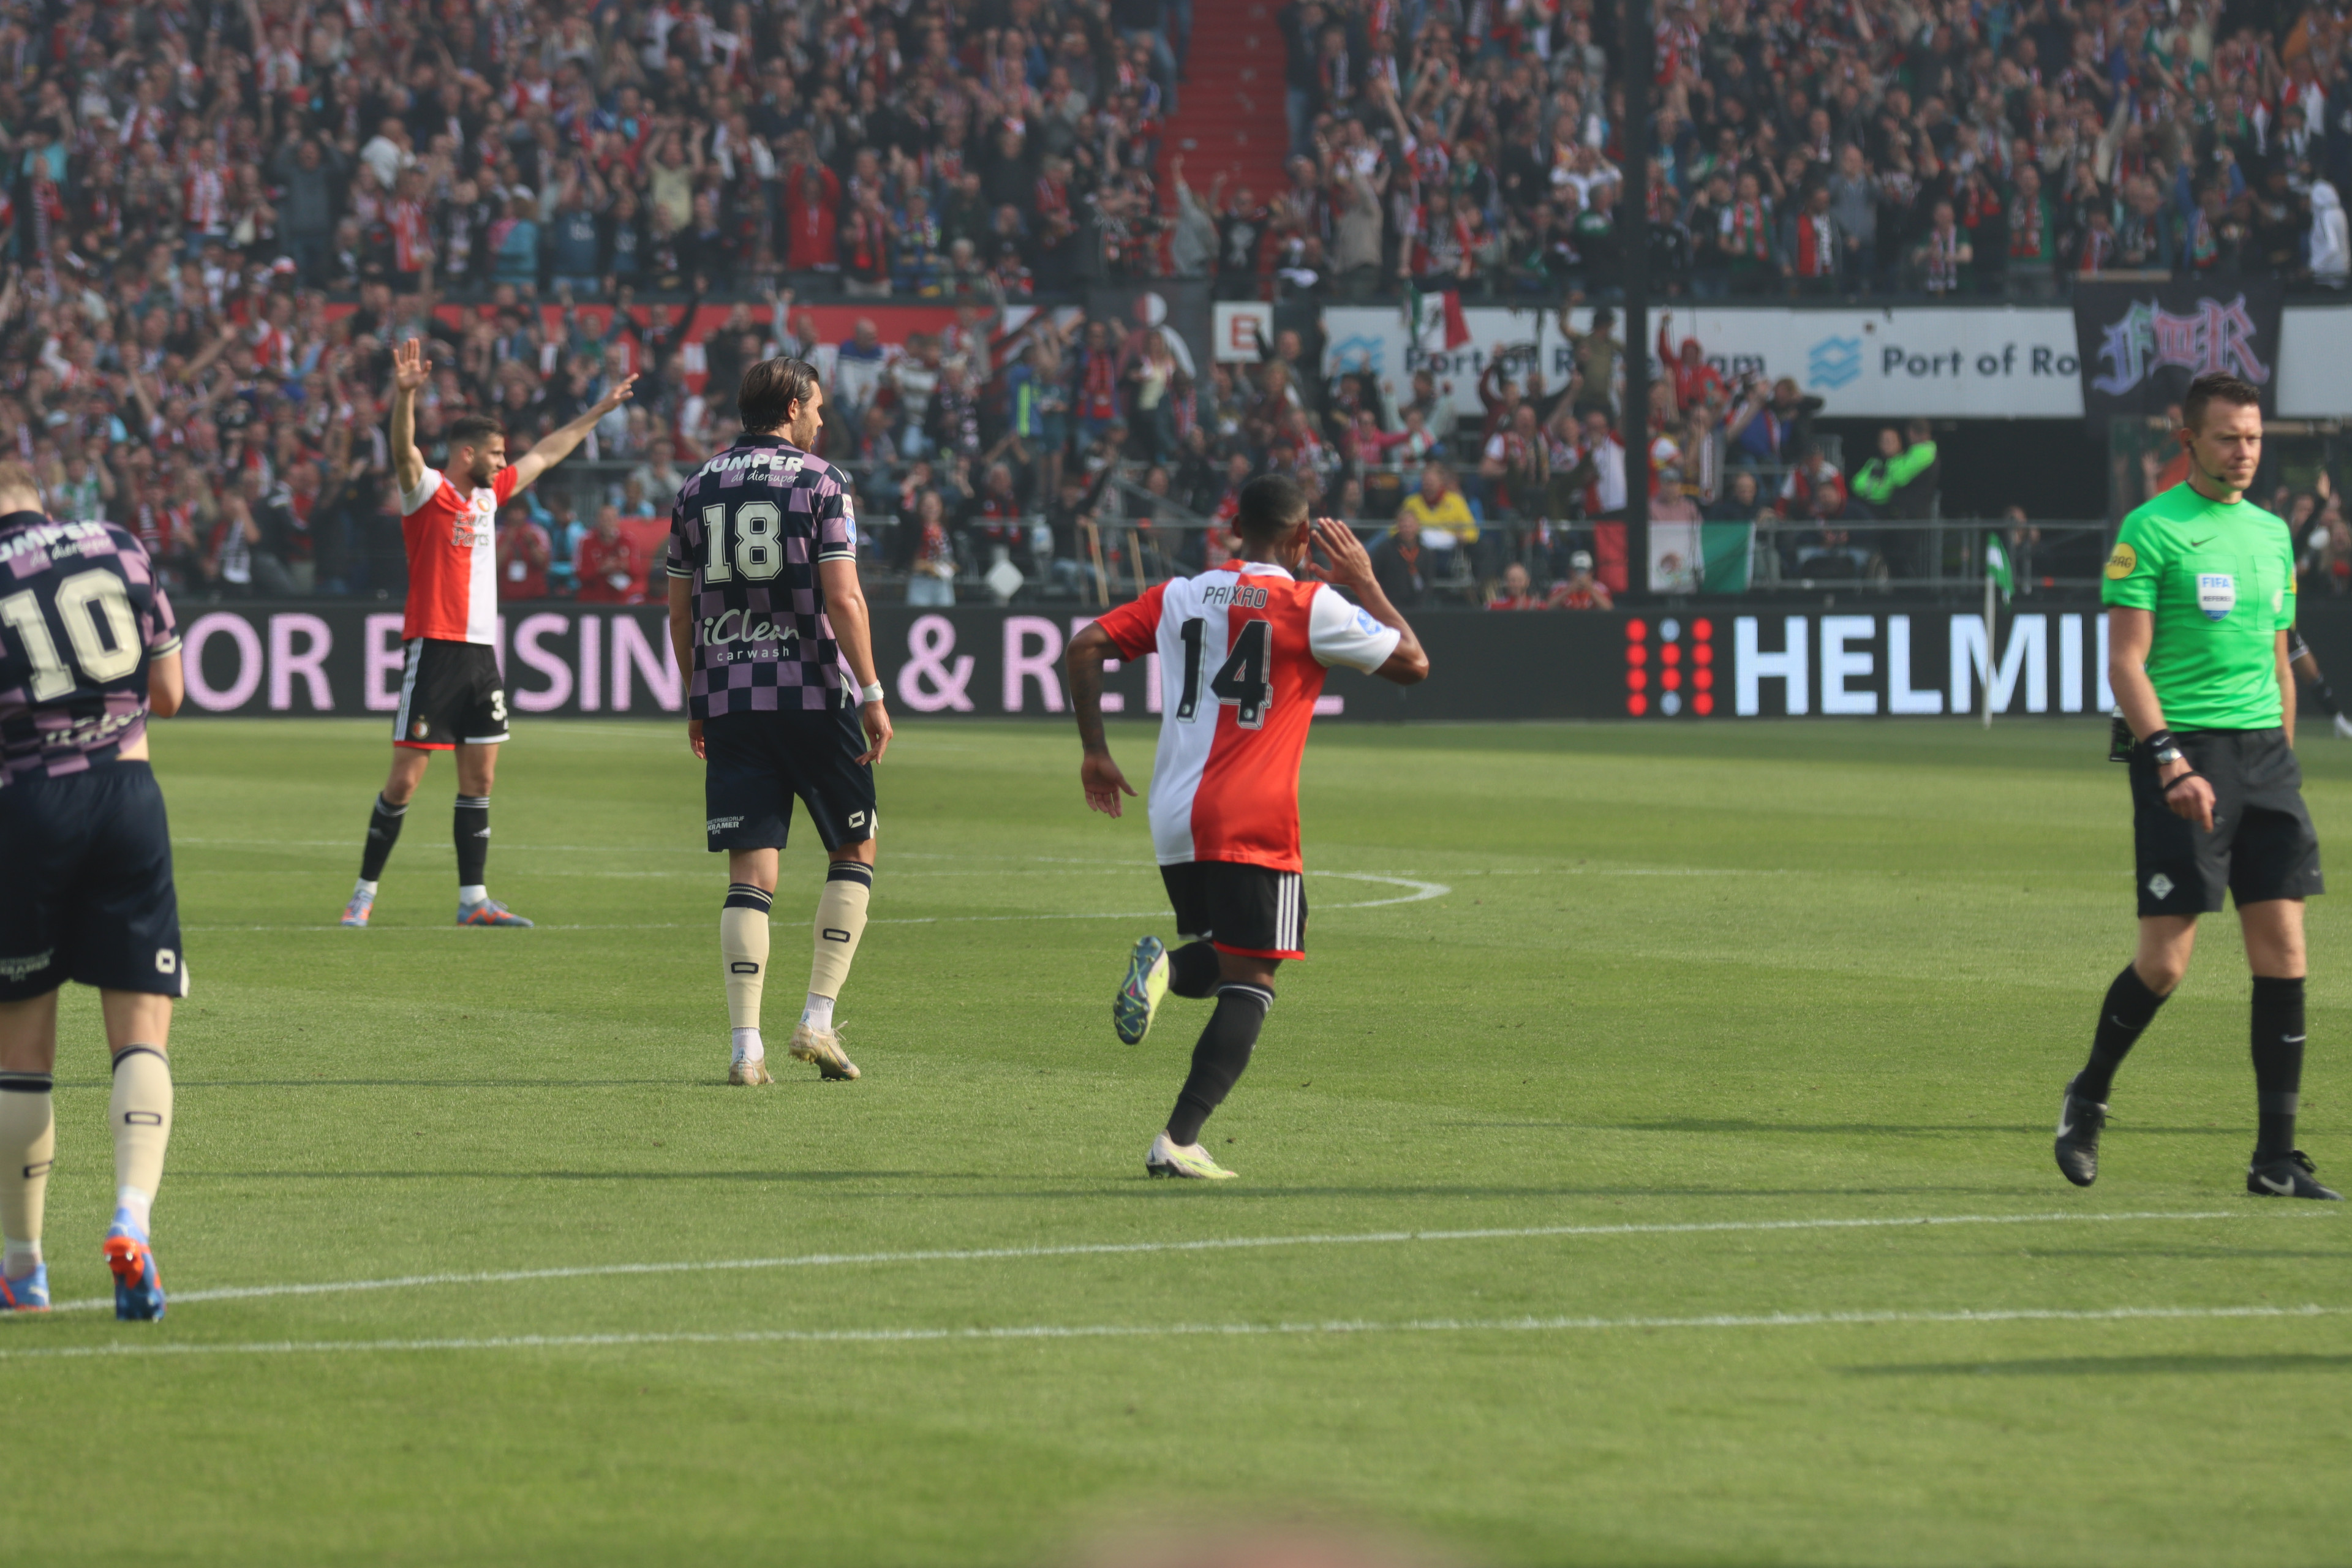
[2072,281,2283,418]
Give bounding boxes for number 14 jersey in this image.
[1095,562,1398,873]
[666,432,859,718]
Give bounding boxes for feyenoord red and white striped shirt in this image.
[399,466,519,644]
[1093,563,1399,873]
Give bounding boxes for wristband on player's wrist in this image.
[2141,728,2182,766]
[860,682,884,705]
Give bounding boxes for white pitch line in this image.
[183,872,1452,932]
[6,1302,2343,1362]
[43,1208,2318,1314]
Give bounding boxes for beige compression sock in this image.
[109,1047,172,1231]
[806,862,873,1017]
[0,1073,55,1275]
[722,883,774,1046]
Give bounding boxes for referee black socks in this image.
[2251,976,2306,1160]
[2077,963,2169,1104]
[454,796,491,888]
[1167,982,1274,1146]
[359,793,407,881]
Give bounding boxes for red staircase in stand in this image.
[1163,0,1293,218]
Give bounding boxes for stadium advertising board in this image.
[184,602,2352,723]
[1321,304,2352,420]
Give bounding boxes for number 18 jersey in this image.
[1094,562,1398,873]
[666,432,859,718]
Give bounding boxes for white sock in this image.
[801,993,836,1031]
[731,1026,764,1062]
[3,1238,40,1279]
[353,878,379,899]
[116,1184,153,1234]
[459,884,488,905]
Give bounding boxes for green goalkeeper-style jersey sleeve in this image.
[2101,500,2165,611]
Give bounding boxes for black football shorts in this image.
[1161,860,1307,960]
[394,638,510,750]
[703,706,878,853]
[2132,726,2323,916]
[0,761,187,1001]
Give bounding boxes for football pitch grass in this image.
[10,715,2351,1565]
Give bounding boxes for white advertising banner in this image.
[1323,303,2087,419]
[1662,305,2084,418]
[2278,306,2352,418]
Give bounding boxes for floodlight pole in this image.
[1621,0,1651,601]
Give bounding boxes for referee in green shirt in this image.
[2058,372,2340,1200]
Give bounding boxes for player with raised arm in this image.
[341,338,634,929]
[666,358,891,1087]
[1066,476,1428,1179]
[0,461,187,1318]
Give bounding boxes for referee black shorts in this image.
[1161,861,1307,960]
[0,761,187,1002]
[2132,727,2323,917]
[394,638,510,750]
[703,707,877,853]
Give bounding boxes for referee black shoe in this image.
[2247,1149,2344,1200]
[2054,1075,2106,1188]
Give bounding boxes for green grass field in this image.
[8,715,2350,1566]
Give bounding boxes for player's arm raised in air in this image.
[505,372,639,496]
[1309,517,1430,684]
[388,337,430,499]
[820,549,892,764]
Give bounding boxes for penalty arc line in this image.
[5,1303,2346,1362]
[42,1207,2327,1314]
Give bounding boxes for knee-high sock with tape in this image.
[0,1072,54,1278]
[803,862,872,1031]
[109,1047,172,1233]
[722,883,774,1059]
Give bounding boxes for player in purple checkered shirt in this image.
[0,460,187,1319]
[665,358,892,1087]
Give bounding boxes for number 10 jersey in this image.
[666,432,860,718]
[1094,562,1398,873]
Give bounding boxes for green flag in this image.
[1986,532,2015,603]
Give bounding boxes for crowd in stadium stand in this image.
[0,0,2345,609]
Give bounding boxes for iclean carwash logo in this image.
[1806,336,1863,390]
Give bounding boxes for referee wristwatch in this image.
[2144,729,2184,768]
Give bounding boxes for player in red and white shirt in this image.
[339,337,633,930]
[1067,475,1428,1179]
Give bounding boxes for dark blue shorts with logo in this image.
[0,760,187,1001]
[703,706,877,853]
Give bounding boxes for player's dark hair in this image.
[740,356,821,434]
[2183,372,2261,434]
[1234,474,1309,545]
[448,413,504,452]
